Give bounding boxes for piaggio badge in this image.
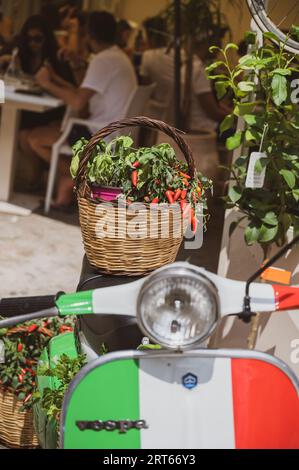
[76,419,148,434]
[182,373,198,390]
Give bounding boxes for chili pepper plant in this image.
[71,136,213,232]
[0,318,74,411]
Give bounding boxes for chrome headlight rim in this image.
[136,265,219,351]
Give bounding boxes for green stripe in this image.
[63,359,140,449]
[56,291,93,316]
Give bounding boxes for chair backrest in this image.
[121,84,156,142]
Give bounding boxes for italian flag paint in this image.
[62,355,299,449]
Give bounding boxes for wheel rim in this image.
[247,0,299,53]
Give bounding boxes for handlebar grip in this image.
[0,295,59,317]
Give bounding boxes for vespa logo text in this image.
[76,419,148,434]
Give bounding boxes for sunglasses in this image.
[27,34,44,44]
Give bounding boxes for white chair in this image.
[44,83,156,213]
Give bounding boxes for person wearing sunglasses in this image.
[6,15,75,191]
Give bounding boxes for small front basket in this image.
[75,117,196,276]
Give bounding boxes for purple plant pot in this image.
[91,185,123,202]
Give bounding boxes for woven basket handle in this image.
[75,116,195,187]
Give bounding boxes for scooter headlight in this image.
[137,265,219,350]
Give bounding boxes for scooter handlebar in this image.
[0,294,60,318]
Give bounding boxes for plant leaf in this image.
[228,185,242,203]
[261,211,278,227]
[271,74,288,106]
[226,131,243,150]
[238,81,255,92]
[220,114,234,134]
[280,169,296,188]
[215,81,229,99]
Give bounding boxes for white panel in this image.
[139,357,235,449]
[92,278,144,315]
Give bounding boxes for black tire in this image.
[246,0,299,53]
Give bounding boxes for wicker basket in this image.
[75,116,195,276]
[0,387,39,448]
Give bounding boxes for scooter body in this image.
[1,260,299,449]
[60,349,299,449]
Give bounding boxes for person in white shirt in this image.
[185,33,231,132]
[140,16,174,122]
[26,11,137,208]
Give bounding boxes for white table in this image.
[0,85,63,202]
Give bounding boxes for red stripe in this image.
[231,358,299,449]
[273,285,299,311]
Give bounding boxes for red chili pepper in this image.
[174,189,181,201]
[28,324,38,333]
[191,216,198,233]
[133,161,140,168]
[180,172,191,180]
[181,190,187,200]
[197,187,202,198]
[189,208,195,223]
[18,374,24,384]
[165,191,174,204]
[17,343,23,353]
[24,393,32,404]
[132,170,138,187]
[182,203,191,219]
[155,179,161,186]
[60,326,73,333]
[151,197,159,204]
[180,200,187,211]
[182,179,190,188]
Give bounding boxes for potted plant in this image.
[0,318,73,448]
[206,31,299,263]
[206,31,299,356]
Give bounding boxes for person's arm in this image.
[197,92,231,123]
[35,66,94,111]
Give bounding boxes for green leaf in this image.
[245,129,257,143]
[280,169,296,189]
[205,61,225,73]
[271,74,288,106]
[245,31,257,45]
[292,189,299,201]
[291,25,299,40]
[228,185,242,203]
[245,224,260,245]
[243,114,257,125]
[224,43,239,53]
[209,45,221,53]
[263,31,280,42]
[215,81,229,99]
[234,102,257,116]
[271,68,291,76]
[254,157,268,174]
[70,154,80,179]
[220,114,234,134]
[258,224,279,243]
[226,131,243,150]
[238,81,255,92]
[261,211,278,227]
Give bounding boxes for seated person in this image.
[116,19,134,56]
[24,11,137,209]
[140,16,174,121]
[1,15,74,132]
[184,32,231,132]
